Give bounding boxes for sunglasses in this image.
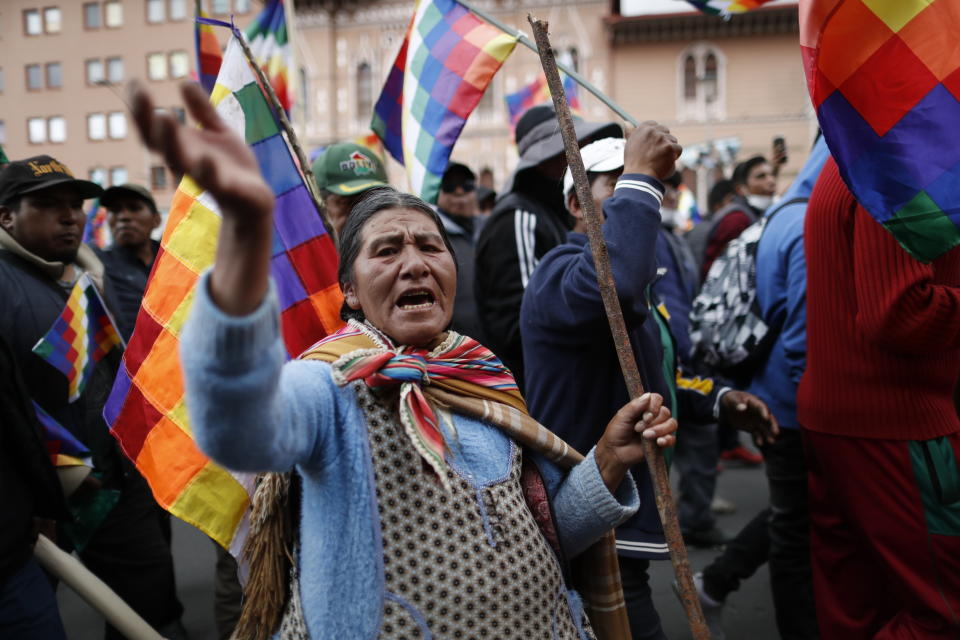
[440,180,476,194]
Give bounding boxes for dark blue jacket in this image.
[521,175,721,559]
[749,138,830,430]
[654,229,698,364]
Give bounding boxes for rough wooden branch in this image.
[527,14,709,640]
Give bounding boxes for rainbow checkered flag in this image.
[505,74,581,128]
[801,0,960,262]
[32,273,122,402]
[33,401,92,468]
[104,32,343,553]
[245,0,292,112]
[686,0,776,15]
[371,0,517,203]
[195,8,223,95]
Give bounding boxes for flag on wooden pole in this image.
[194,8,223,95]
[104,33,342,552]
[371,0,517,202]
[245,0,292,112]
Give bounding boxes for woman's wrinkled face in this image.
[342,208,457,347]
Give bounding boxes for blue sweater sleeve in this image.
[778,216,808,386]
[179,273,338,472]
[535,448,639,558]
[524,175,664,331]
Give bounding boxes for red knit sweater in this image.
[798,159,960,440]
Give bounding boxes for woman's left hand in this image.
[595,393,678,491]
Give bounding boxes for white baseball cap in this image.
[563,137,626,203]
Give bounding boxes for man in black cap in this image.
[435,162,483,340]
[0,156,187,640]
[474,105,622,389]
[97,184,162,342]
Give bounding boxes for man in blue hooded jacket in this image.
[521,126,779,639]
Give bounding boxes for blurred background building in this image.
[0,0,811,211]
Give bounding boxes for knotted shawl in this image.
[297,319,632,639]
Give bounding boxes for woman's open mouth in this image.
[396,289,436,311]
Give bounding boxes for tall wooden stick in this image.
[234,28,336,242]
[528,16,710,640]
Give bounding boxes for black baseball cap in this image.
[0,155,103,205]
[101,183,159,214]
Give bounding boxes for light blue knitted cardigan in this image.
[180,274,640,639]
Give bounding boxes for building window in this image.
[356,62,372,122]
[0,68,4,93]
[84,3,101,28]
[169,51,189,79]
[86,59,105,85]
[147,53,167,80]
[211,0,229,14]
[44,8,62,33]
[105,0,123,27]
[46,63,62,89]
[683,55,697,100]
[169,0,187,20]
[150,165,167,190]
[677,43,725,122]
[107,57,124,84]
[26,64,43,90]
[147,0,165,23]
[28,117,47,144]
[110,167,128,186]
[235,0,251,13]
[0,121,6,144]
[172,106,186,124]
[24,10,42,35]
[88,113,107,140]
[108,112,127,139]
[48,116,66,143]
[89,167,107,185]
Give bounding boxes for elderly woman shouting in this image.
[129,81,680,640]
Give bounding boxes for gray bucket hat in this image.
[513,105,624,175]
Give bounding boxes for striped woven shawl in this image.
[297,320,632,639]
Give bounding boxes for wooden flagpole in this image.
[527,15,710,640]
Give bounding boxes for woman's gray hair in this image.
[337,186,457,322]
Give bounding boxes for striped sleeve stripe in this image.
[615,540,670,552]
[513,210,537,288]
[616,179,664,206]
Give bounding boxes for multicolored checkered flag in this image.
[33,401,92,468]
[801,0,960,261]
[372,0,517,203]
[104,32,342,553]
[32,273,122,402]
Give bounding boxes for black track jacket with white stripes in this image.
[474,178,570,391]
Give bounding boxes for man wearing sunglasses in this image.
[435,162,483,339]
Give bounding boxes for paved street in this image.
[59,458,774,639]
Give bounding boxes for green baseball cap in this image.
[311,143,388,196]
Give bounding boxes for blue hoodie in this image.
[748,138,830,429]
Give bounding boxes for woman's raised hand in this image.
[128,80,274,223]
[129,80,275,315]
[595,393,678,492]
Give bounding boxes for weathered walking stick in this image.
[528,16,710,640]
